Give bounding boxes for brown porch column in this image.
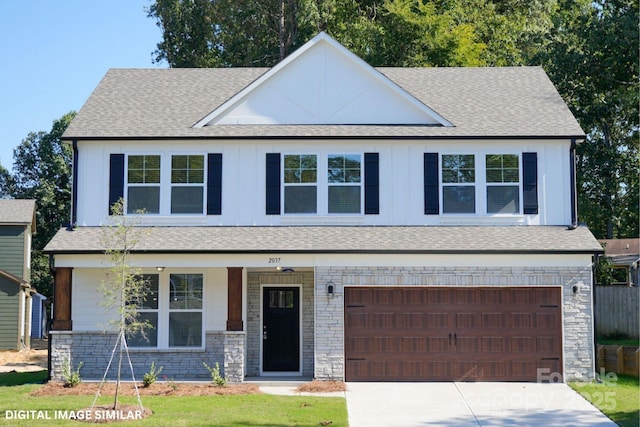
[52,267,72,330]
[226,267,243,331]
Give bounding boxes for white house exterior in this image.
[45,33,602,383]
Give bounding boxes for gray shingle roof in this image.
[63,67,584,139]
[44,225,602,254]
[0,199,36,228]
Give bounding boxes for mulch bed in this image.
[30,381,261,397]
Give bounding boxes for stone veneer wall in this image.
[314,265,595,382]
[246,271,314,377]
[50,331,245,382]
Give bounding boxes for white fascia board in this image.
[53,252,592,269]
[193,32,452,128]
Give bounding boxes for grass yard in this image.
[570,375,640,427]
[0,372,348,426]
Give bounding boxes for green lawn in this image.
[0,372,348,427]
[570,375,640,427]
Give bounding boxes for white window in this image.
[171,155,205,214]
[328,154,362,214]
[486,154,520,214]
[284,154,317,214]
[442,154,475,214]
[129,272,204,349]
[126,155,161,214]
[169,274,204,347]
[128,274,159,348]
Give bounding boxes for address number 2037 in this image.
[268,257,281,264]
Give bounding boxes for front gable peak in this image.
[194,32,451,127]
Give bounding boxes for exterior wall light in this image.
[327,281,335,296]
[156,267,165,272]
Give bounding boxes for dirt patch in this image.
[0,349,47,372]
[295,380,346,393]
[30,381,261,397]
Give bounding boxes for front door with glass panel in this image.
[262,287,300,372]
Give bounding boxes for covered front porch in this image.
[49,263,322,383]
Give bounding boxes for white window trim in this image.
[130,270,206,351]
[123,152,208,217]
[125,153,162,215]
[281,152,364,216]
[169,154,207,215]
[440,152,524,216]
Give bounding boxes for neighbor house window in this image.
[128,274,159,348]
[486,154,520,214]
[442,154,475,213]
[284,154,317,214]
[169,274,203,347]
[328,154,362,214]
[171,155,205,214]
[126,155,161,214]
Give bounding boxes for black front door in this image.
[263,287,300,372]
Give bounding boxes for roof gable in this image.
[194,32,451,127]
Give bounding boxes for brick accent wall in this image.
[246,271,314,377]
[314,265,595,382]
[50,331,245,382]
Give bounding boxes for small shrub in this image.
[61,357,83,388]
[203,361,226,387]
[142,362,163,387]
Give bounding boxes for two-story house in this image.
[0,199,36,350]
[44,33,602,383]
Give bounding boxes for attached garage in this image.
[345,287,562,382]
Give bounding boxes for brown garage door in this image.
[345,287,562,382]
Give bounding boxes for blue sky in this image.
[0,0,165,170]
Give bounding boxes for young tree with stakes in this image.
[92,198,150,411]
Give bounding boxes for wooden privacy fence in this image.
[597,345,640,378]
[595,285,639,339]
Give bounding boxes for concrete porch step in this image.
[244,376,313,387]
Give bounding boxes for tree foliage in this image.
[537,0,639,238]
[0,112,75,298]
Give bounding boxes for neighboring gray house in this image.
[599,239,640,286]
[45,33,603,383]
[0,199,36,350]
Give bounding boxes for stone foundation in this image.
[50,331,245,382]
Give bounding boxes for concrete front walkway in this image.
[346,382,616,427]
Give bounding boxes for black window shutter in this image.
[265,153,281,215]
[522,152,538,215]
[207,153,222,215]
[424,153,439,215]
[108,154,125,215]
[364,153,379,214]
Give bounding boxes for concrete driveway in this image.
[346,382,616,427]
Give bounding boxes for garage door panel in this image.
[345,287,563,382]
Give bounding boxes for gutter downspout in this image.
[568,138,579,229]
[592,252,600,381]
[70,140,78,228]
[47,254,55,382]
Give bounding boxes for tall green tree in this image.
[148,0,560,67]
[7,112,75,297]
[538,0,639,238]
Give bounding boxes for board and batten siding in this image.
[0,226,25,279]
[0,276,20,349]
[75,139,573,228]
[71,268,229,332]
[595,286,640,339]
